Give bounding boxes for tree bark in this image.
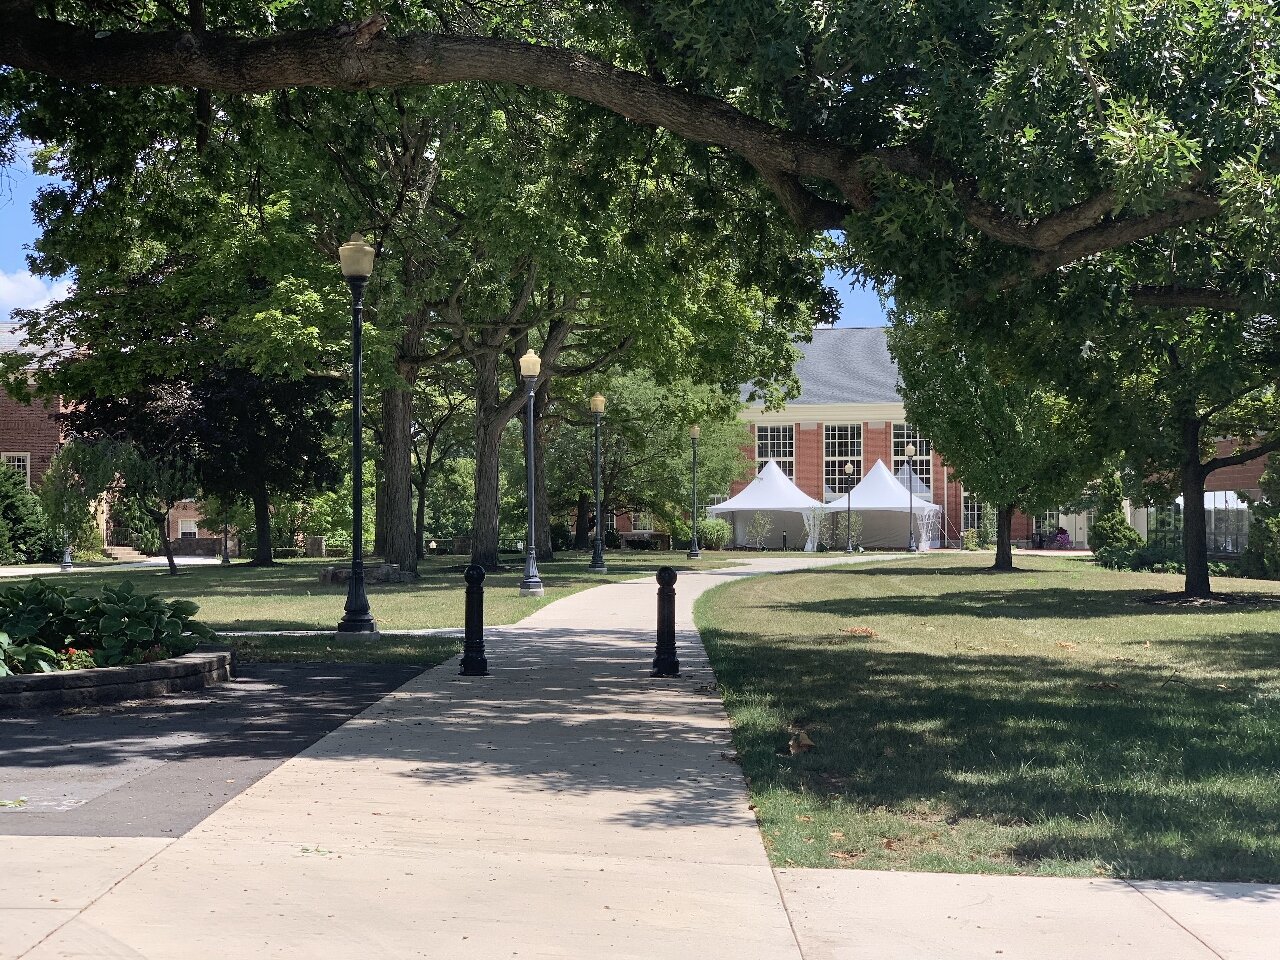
[574,491,591,550]
[1180,418,1212,598]
[381,383,419,572]
[372,460,386,557]
[414,470,428,560]
[250,483,274,566]
[532,382,553,562]
[993,504,1015,571]
[470,351,506,570]
[150,507,178,575]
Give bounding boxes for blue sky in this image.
[1,161,888,327]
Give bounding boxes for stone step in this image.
[105,547,150,563]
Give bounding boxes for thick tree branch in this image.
[1205,434,1280,473]
[0,5,1225,266]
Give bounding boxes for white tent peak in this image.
[706,460,824,514]
[825,459,940,515]
[894,462,933,501]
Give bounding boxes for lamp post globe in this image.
[843,460,855,553]
[905,441,918,553]
[589,393,607,573]
[519,349,545,597]
[335,232,379,639]
[687,425,701,559]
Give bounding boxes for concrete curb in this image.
[0,645,235,711]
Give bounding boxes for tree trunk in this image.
[153,508,178,575]
[250,484,274,566]
[574,491,591,549]
[381,384,419,572]
[414,471,428,560]
[532,382,553,562]
[1180,418,1212,598]
[372,460,386,557]
[993,504,1015,571]
[471,352,505,569]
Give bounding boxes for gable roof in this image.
[745,326,901,405]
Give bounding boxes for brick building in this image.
[733,327,1266,551]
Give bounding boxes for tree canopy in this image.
[2,0,1276,323]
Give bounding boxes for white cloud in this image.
[0,268,70,317]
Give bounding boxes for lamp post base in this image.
[336,628,381,643]
[588,562,608,573]
[687,549,701,560]
[519,580,545,597]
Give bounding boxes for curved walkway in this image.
[3,553,1276,959]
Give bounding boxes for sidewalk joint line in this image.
[1123,880,1228,960]
[19,839,174,959]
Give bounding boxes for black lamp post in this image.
[519,349,545,597]
[589,393,607,573]
[843,460,855,553]
[687,425,701,559]
[905,441,918,553]
[336,233,379,639]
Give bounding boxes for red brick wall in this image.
[863,421,892,474]
[795,423,823,499]
[1205,439,1266,495]
[166,501,217,541]
[0,393,62,487]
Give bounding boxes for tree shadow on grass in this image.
[772,584,1274,621]
[702,623,1280,883]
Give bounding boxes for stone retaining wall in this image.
[0,645,234,711]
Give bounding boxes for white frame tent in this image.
[707,460,827,550]
[824,459,943,550]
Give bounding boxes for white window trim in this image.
[178,519,199,539]
[2,452,31,488]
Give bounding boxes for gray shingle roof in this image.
[746,327,901,405]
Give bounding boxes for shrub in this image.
[961,529,980,551]
[1242,455,1280,580]
[550,520,574,552]
[977,506,997,549]
[0,463,50,564]
[0,578,213,667]
[746,512,773,550]
[697,517,732,550]
[246,546,302,559]
[1088,472,1143,553]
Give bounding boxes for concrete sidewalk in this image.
[3,554,1277,959]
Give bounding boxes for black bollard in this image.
[651,566,680,677]
[460,564,489,676]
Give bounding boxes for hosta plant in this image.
[0,631,59,677]
[0,579,214,669]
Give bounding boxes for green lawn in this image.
[695,553,1280,882]
[11,550,745,635]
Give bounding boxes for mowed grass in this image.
[14,551,745,635]
[695,553,1280,882]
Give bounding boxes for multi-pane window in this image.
[631,511,655,532]
[2,453,30,488]
[962,490,985,531]
[179,519,198,540]
[892,424,932,491]
[823,424,862,495]
[1035,510,1061,534]
[756,424,795,478]
[604,512,617,534]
